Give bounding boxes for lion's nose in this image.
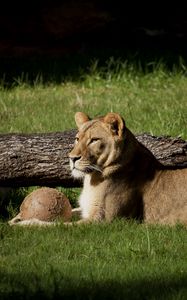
[70,156,81,163]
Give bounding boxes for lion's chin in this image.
[71,168,85,179]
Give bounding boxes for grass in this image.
[0,61,187,138]
[1,221,187,300]
[0,59,187,299]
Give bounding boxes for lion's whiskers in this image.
[86,164,102,173]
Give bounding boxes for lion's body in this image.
[79,169,187,225]
[143,168,187,224]
[69,112,187,225]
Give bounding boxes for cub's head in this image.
[69,112,126,178]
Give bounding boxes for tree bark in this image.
[0,130,186,187]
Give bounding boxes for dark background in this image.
[0,0,187,83]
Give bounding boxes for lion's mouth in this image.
[71,165,102,178]
[71,167,85,179]
[70,158,102,177]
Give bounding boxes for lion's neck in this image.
[103,130,162,180]
[128,141,162,180]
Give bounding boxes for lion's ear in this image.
[75,112,90,128]
[104,113,125,137]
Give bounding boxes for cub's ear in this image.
[75,112,90,128]
[104,113,125,137]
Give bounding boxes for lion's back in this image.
[144,168,187,225]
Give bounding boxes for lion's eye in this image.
[75,137,79,144]
[89,138,100,144]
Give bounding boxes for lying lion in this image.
[69,112,187,226]
[10,112,187,226]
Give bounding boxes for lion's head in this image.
[69,112,136,178]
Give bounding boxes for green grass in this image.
[0,62,187,138]
[1,221,187,300]
[0,61,187,299]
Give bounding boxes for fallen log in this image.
[0,130,187,187]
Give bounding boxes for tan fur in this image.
[69,112,187,226]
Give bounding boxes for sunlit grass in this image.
[0,63,187,138]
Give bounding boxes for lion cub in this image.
[69,112,187,225]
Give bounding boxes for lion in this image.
[69,112,187,226]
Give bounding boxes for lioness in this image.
[69,112,187,225]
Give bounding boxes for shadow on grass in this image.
[1,271,186,300]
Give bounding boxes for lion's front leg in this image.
[63,218,92,226]
[64,205,105,225]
